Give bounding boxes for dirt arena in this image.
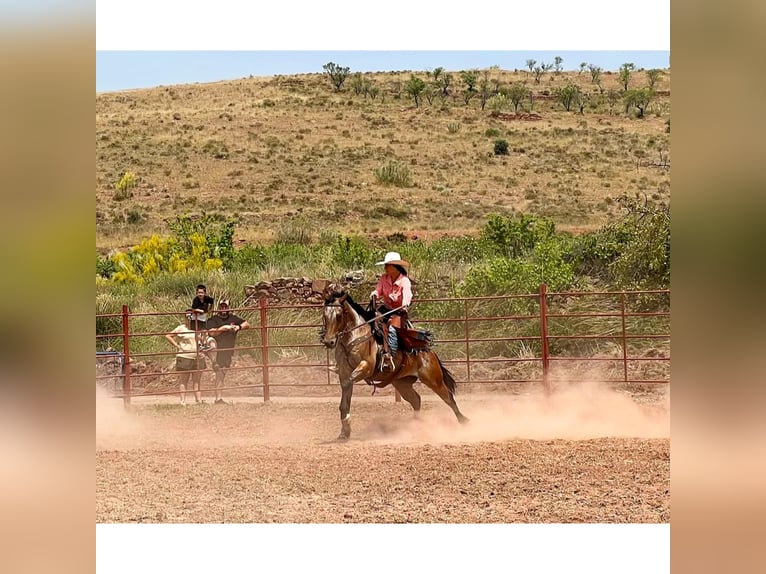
[96,383,669,524]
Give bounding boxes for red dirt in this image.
[96,384,669,524]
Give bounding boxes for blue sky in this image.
[96,51,670,93]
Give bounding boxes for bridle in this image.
[321,293,375,345]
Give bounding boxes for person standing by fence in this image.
[206,299,250,404]
[165,309,209,405]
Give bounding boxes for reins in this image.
[327,296,404,338]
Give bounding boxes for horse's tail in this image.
[436,356,458,396]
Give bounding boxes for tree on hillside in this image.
[422,83,437,106]
[406,75,426,107]
[323,62,350,91]
[461,70,479,92]
[438,72,453,97]
[526,59,537,77]
[588,64,602,85]
[507,82,530,112]
[623,87,654,118]
[350,72,365,96]
[618,62,636,91]
[610,195,670,291]
[579,62,588,75]
[489,93,509,113]
[478,73,493,110]
[553,56,564,75]
[431,67,445,82]
[555,83,582,112]
[606,89,620,114]
[646,68,664,90]
[389,80,403,100]
[571,195,669,293]
[533,65,545,85]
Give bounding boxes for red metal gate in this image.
[96,285,669,406]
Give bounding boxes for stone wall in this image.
[242,271,370,305]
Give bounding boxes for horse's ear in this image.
[323,282,343,300]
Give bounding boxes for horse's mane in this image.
[325,291,376,322]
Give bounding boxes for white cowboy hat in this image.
[376,251,410,269]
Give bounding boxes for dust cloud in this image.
[96,387,141,449]
[364,379,669,445]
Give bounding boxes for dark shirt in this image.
[190,295,215,329]
[192,295,214,314]
[206,313,245,350]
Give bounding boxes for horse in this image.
[319,286,469,440]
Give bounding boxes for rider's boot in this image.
[380,329,394,372]
[381,325,397,372]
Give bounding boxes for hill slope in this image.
[96,68,670,252]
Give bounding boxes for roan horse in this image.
[319,286,469,440]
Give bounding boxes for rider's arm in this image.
[398,276,413,308]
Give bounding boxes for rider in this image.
[370,251,412,372]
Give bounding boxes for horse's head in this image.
[319,285,347,349]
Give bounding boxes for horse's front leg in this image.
[337,360,374,441]
[338,380,354,440]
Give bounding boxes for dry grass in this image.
[96,68,670,252]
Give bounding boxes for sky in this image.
[96,50,670,93]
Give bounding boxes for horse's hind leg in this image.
[392,376,420,416]
[418,356,469,424]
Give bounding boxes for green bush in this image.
[457,237,575,300]
[166,213,236,266]
[330,235,376,269]
[114,171,136,201]
[96,254,116,278]
[485,128,501,137]
[493,139,509,155]
[374,160,412,187]
[480,213,556,258]
[232,245,267,270]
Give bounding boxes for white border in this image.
[97,523,669,573]
[96,0,669,50]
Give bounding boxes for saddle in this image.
[366,301,435,354]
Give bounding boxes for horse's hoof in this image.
[458,416,470,425]
[336,433,350,442]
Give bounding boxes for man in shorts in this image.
[165,309,212,405]
[206,299,250,404]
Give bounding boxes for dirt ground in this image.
[96,384,669,524]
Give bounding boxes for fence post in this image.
[464,298,471,384]
[621,292,628,382]
[121,304,132,409]
[539,284,551,395]
[259,297,270,402]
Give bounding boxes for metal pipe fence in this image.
[95,285,670,407]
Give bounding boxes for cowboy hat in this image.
[376,251,410,269]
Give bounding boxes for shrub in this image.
[165,213,236,266]
[114,171,136,201]
[96,254,116,278]
[374,160,412,187]
[493,139,509,155]
[330,235,376,269]
[485,128,501,137]
[447,122,461,134]
[457,248,574,299]
[480,213,556,258]
[232,245,267,270]
[126,208,144,224]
